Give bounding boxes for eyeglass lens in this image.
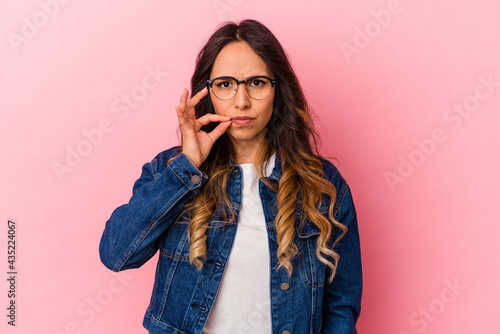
[211,77,273,100]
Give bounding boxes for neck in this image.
[231,134,265,165]
[232,142,260,164]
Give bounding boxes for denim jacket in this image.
[99,146,362,334]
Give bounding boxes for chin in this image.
[227,131,260,141]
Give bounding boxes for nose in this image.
[233,82,251,110]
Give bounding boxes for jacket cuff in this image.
[167,152,207,190]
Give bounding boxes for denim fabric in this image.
[99,146,362,334]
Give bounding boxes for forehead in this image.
[210,41,272,79]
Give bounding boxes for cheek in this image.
[262,98,274,120]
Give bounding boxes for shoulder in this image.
[316,156,356,223]
[317,156,343,189]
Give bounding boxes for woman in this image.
[99,19,362,334]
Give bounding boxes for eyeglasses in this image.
[206,76,277,100]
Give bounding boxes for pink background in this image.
[1,1,499,333]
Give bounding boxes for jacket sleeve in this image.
[99,150,207,272]
[321,173,363,334]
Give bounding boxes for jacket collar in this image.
[268,153,281,182]
[228,152,282,182]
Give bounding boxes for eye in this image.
[249,79,267,87]
[215,80,234,89]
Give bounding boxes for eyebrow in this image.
[210,75,273,80]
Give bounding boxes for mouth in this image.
[231,116,254,126]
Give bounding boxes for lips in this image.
[231,116,254,126]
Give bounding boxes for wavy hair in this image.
[175,19,347,283]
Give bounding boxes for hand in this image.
[175,87,232,168]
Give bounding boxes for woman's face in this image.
[208,41,275,148]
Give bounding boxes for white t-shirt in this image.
[202,155,275,334]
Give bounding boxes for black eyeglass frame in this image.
[206,75,278,100]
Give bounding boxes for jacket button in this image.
[191,175,201,184]
[282,331,290,334]
[280,282,290,291]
